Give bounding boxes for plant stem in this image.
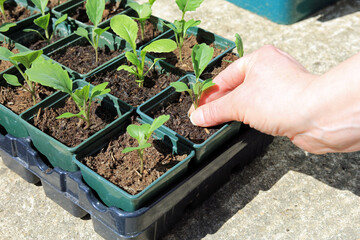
[140,21,145,41]
[0,5,7,22]
[138,149,144,175]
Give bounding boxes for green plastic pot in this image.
[41,30,132,79]
[145,26,236,74]
[73,117,195,211]
[137,74,242,162]
[20,80,134,171]
[86,53,182,109]
[52,0,128,29]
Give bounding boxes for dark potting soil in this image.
[90,66,180,107]
[135,20,163,47]
[50,44,122,74]
[153,35,224,72]
[47,0,68,9]
[69,1,125,25]
[201,52,239,79]
[0,2,34,25]
[0,41,19,72]
[0,84,54,114]
[22,34,62,50]
[150,91,221,144]
[82,119,187,195]
[32,97,118,147]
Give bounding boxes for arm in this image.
[190,45,360,154]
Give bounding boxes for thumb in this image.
[190,90,242,127]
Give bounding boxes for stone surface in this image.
[1,0,360,239]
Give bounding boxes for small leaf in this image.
[163,22,176,33]
[201,78,215,92]
[235,33,244,57]
[3,74,21,86]
[191,43,214,80]
[86,0,105,27]
[34,13,50,31]
[56,111,84,119]
[122,143,151,153]
[148,114,169,137]
[127,124,150,142]
[173,20,184,34]
[170,81,190,92]
[148,0,156,7]
[176,0,204,13]
[25,57,73,94]
[10,50,43,69]
[23,28,42,36]
[110,15,137,51]
[54,14,68,28]
[32,0,47,15]
[127,2,152,20]
[94,26,109,37]
[142,39,177,53]
[75,27,90,42]
[0,46,16,64]
[90,82,110,100]
[0,22,16,32]
[183,19,201,35]
[73,84,90,107]
[125,51,140,67]
[117,65,137,74]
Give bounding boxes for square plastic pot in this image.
[41,30,132,79]
[145,26,236,74]
[225,0,338,24]
[52,0,128,29]
[73,117,195,211]
[87,53,182,109]
[20,80,134,172]
[137,74,242,162]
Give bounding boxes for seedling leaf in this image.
[127,2,152,21]
[0,22,16,32]
[73,85,90,108]
[117,65,137,74]
[125,51,140,67]
[3,74,21,86]
[170,81,190,92]
[122,143,152,153]
[90,82,110,100]
[143,39,177,53]
[57,111,85,119]
[201,78,215,91]
[148,114,170,138]
[176,0,204,13]
[9,50,43,69]
[86,0,105,27]
[235,33,244,57]
[94,27,109,36]
[110,15,138,51]
[54,13,68,28]
[34,13,50,31]
[191,43,214,79]
[74,27,90,42]
[0,46,16,65]
[32,0,47,15]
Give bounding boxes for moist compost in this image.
[21,35,62,50]
[150,91,221,144]
[82,120,188,195]
[50,44,122,74]
[134,20,163,46]
[0,84,54,114]
[0,41,18,72]
[47,0,68,9]
[90,66,180,107]
[153,35,224,72]
[0,2,34,25]
[201,52,239,79]
[32,97,118,147]
[69,1,125,24]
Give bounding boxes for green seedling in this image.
[0,47,43,105]
[25,57,110,128]
[235,33,244,57]
[0,0,16,32]
[170,43,214,109]
[0,0,8,22]
[127,0,156,41]
[110,15,176,87]
[74,0,110,62]
[163,0,204,64]
[122,114,170,175]
[24,0,67,44]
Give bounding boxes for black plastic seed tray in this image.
[0,126,273,239]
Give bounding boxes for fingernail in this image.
[190,110,205,126]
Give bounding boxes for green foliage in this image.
[111,15,176,87]
[25,57,110,128]
[0,47,43,104]
[122,114,170,174]
[164,0,204,63]
[127,0,156,40]
[32,0,47,15]
[0,0,7,22]
[170,43,214,109]
[0,0,17,31]
[74,0,109,62]
[235,33,244,57]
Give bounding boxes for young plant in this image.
[0,0,16,32]
[0,47,43,105]
[24,0,68,44]
[122,114,170,175]
[163,0,204,63]
[110,14,177,87]
[74,0,110,62]
[0,0,8,22]
[127,0,156,41]
[235,33,244,57]
[170,43,214,109]
[25,57,110,128]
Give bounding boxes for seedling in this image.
[0,0,8,22]
[122,114,170,175]
[23,0,67,44]
[110,15,176,87]
[25,57,110,128]
[170,43,214,109]
[235,33,244,57]
[163,0,204,64]
[74,0,110,62]
[127,0,156,41]
[0,0,16,32]
[0,47,43,105]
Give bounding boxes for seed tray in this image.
[0,126,272,239]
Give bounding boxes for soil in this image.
[69,1,125,25]
[135,20,163,47]
[201,52,239,79]
[21,34,62,50]
[82,118,188,195]
[47,0,68,9]
[0,83,54,114]
[0,41,18,72]
[50,43,122,74]
[31,96,118,147]
[153,35,224,72]
[150,91,222,144]
[90,65,180,107]
[0,2,34,25]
